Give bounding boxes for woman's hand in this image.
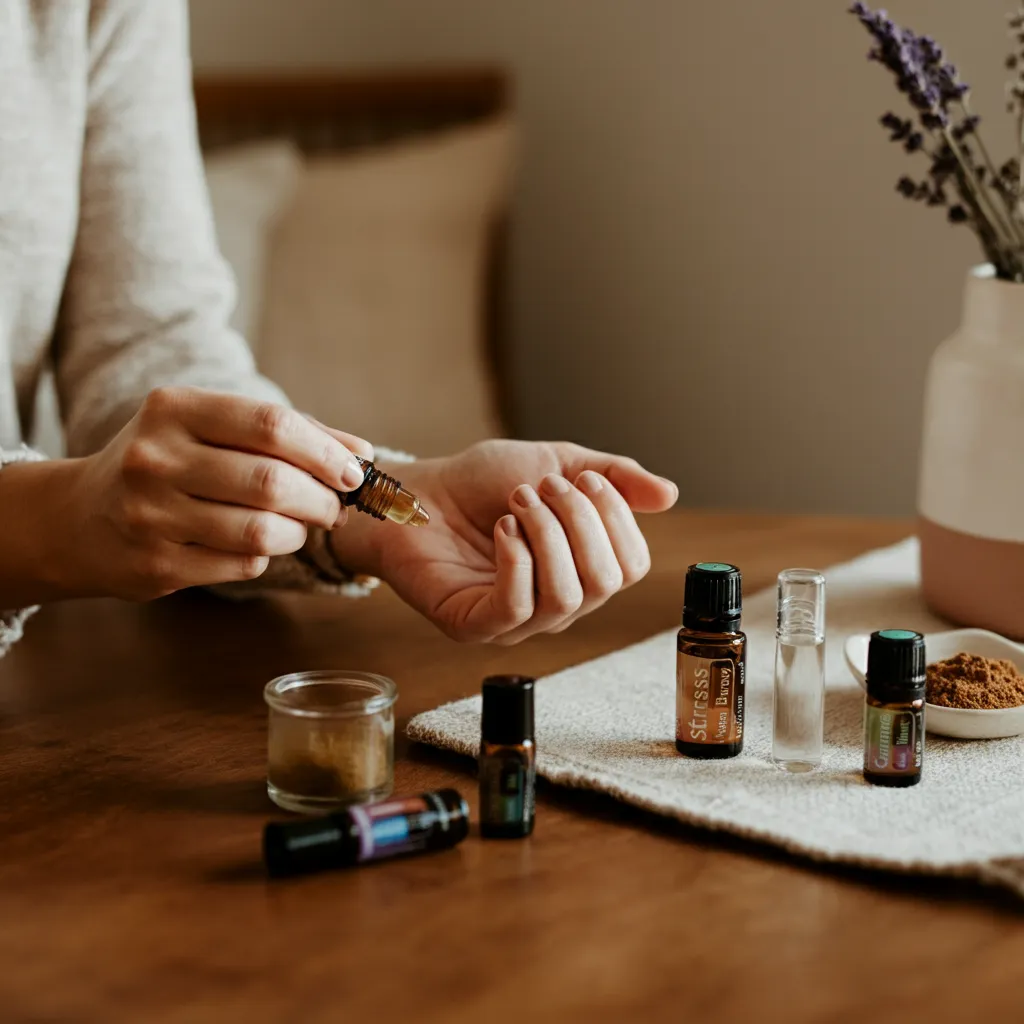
[329,440,678,644]
[54,387,371,600]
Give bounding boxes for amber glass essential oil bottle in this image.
[676,563,746,759]
[479,676,536,839]
[863,629,925,788]
[339,456,430,527]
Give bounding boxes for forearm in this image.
[0,460,87,607]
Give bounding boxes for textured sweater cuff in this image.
[0,445,47,658]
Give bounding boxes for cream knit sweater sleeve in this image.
[57,1,286,451]
[0,2,379,657]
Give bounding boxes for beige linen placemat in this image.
[408,539,1024,899]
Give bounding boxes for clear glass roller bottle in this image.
[772,568,826,773]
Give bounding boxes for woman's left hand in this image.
[329,439,678,644]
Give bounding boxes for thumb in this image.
[560,446,678,513]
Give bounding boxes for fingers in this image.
[161,498,309,557]
[167,444,342,531]
[467,517,535,643]
[574,471,652,587]
[127,544,270,600]
[152,388,366,492]
[554,443,678,513]
[534,473,623,629]
[491,472,653,644]
[504,483,583,637]
[304,416,374,462]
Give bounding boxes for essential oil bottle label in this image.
[480,758,535,826]
[349,793,445,862]
[864,706,923,775]
[677,654,744,746]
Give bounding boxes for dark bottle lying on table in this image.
[863,629,925,788]
[263,788,469,878]
[479,675,536,839]
[676,563,747,759]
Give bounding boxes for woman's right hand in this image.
[54,387,371,600]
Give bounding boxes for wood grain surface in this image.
[2,511,1020,1023]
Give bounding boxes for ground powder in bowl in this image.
[926,652,1024,710]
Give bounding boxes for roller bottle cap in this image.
[683,563,742,632]
[481,676,535,745]
[776,568,826,643]
[263,814,355,878]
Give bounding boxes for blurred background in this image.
[180,0,1014,515]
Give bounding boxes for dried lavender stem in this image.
[943,127,1022,251]
[952,160,1016,273]
[961,97,1023,230]
[1019,111,1024,209]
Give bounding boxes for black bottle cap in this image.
[481,675,535,746]
[339,457,375,509]
[434,788,472,846]
[683,562,742,632]
[866,629,926,697]
[263,814,355,879]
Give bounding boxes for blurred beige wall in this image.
[190,1,1010,514]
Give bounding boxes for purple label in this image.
[349,796,430,862]
[864,705,923,775]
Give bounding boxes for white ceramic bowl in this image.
[843,629,1024,740]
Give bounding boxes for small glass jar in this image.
[264,671,397,814]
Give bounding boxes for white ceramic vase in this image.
[918,265,1024,639]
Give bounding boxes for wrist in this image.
[0,458,90,603]
[327,504,387,580]
[326,458,414,581]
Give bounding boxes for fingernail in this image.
[334,506,348,529]
[340,458,366,491]
[577,471,604,496]
[513,484,541,509]
[541,474,570,497]
[659,475,680,498]
[500,515,519,538]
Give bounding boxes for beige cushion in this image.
[204,139,302,349]
[257,118,515,457]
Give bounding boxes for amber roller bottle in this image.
[340,456,430,527]
[676,562,747,759]
[479,676,536,839]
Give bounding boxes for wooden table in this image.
[2,510,1021,1022]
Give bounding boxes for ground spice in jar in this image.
[269,715,392,801]
[926,652,1024,709]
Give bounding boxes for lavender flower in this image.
[850,3,966,128]
[1009,8,1024,102]
[896,176,918,198]
[952,115,981,142]
[881,112,911,140]
[850,3,1024,282]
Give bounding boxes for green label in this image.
[695,562,732,572]
[480,758,534,826]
